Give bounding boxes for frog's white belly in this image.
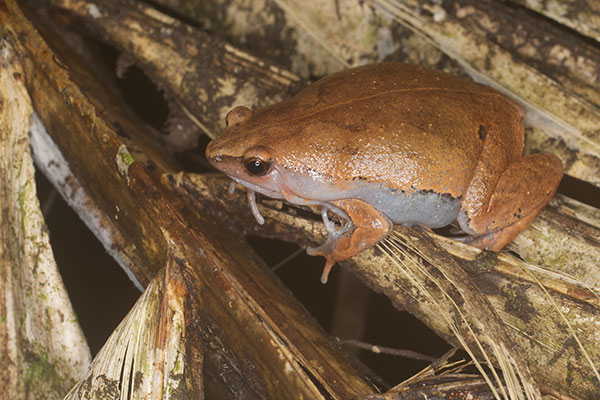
[276,165,461,228]
[360,185,461,228]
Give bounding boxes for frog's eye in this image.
[245,158,271,176]
[242,146,273,176]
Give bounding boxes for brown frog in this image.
[206,62,563,282]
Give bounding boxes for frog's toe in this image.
[306,236,336,258]
[321,206,353,234]
[306,245,338,284]
[306,245,321,256]
[307,218,346,256]
[307,233,344,283]
[319,258,336,284]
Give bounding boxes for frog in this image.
[205,62,563,283]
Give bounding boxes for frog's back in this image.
[249,62,525,199]
[261,62,523,125]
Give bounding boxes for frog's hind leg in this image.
[307,199,392,283]
[457,153,562,251]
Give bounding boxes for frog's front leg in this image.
[307,199,392,283]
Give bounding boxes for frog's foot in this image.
[461,210,540,251]
[458,153,562,251]
[307,199,392,283]
[306,204,353,283]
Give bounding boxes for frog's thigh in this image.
[459,154,562,251]
[329,199,393,261]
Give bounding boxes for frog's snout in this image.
[206,152,223,170]
[205,140,223,165]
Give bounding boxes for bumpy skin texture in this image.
[205,62,563,282]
